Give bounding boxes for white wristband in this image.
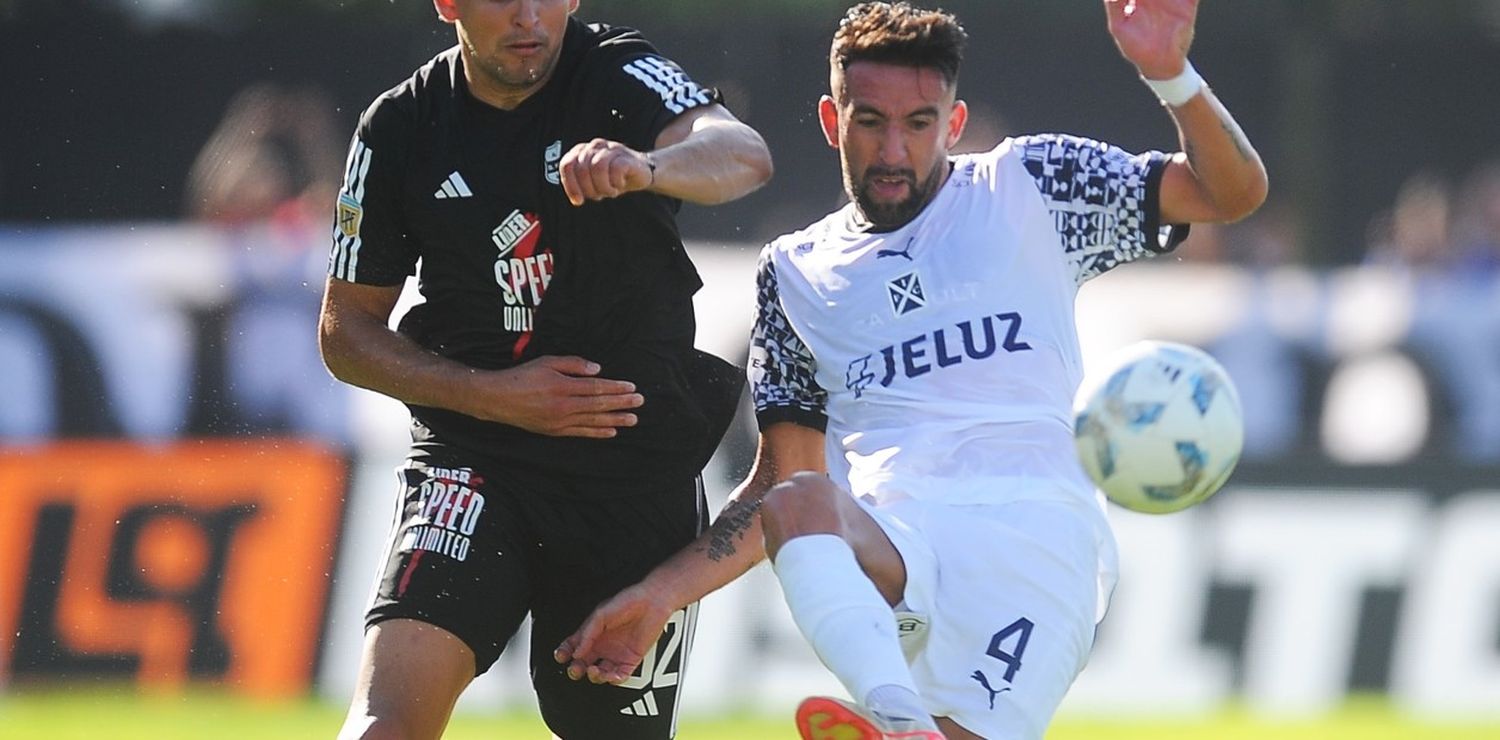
[1142,61,1204,108]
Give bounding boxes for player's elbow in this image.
[707,132,773,206]
[1218,168,1269,223]
[745,134,775,190]
[317,312,355,382]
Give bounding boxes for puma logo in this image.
[970,670,1010,710]
[876,237,915,261]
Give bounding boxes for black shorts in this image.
[365,445,707,739]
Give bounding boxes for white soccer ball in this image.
[1073,341,1244,514]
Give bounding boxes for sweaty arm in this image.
[559,103,772,207]
[647,104,774,205]
[1103,0,1268,225]
[554,422,825,683]
[643,421,825,601]
[318,279,643,438]
[1155,84,1268,224]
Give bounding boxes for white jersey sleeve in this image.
[1015,133,1187,284]
[748,245,828,431]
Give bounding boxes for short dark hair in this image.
[831,2,967,90]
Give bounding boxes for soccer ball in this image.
[1073,341,1244,514]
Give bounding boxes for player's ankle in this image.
[864,684,935,729]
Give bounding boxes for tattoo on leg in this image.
[700,498,763,562]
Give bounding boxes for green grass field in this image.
[3,691,1498,739]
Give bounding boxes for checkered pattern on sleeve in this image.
[1017,133,1172,284]
[750,247,827,429]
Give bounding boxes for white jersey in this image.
[750,134,1184,508]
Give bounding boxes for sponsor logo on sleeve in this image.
[336,194,363,238]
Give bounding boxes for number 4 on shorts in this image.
[985,617,1034,683]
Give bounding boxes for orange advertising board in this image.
[0,441,345,698]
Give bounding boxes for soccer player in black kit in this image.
[317,1,772,738]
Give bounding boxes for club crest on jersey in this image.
[887,271,927,316]
[336,193,362,238]
[544,140,562,186]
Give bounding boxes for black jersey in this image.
[329,19,741,494]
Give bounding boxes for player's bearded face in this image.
[457,0,574,90]
[829,63,963,230]
[850,159,944,230]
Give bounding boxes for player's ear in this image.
[946,99,969,149]
[818,95,841,149]
[568,0,580,14]
[433,0,458,24]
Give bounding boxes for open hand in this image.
[465,355,643,438]
[1103,0,1199,80]
[554,583,675,684]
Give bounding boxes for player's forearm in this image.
[1166,87,1268,223]
[635,475,776,609]
[319,309,480,414]
[649,119,773,205]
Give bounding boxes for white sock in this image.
[772,534,923,712]
[865,684,932,726]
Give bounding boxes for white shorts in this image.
[863,495,1118,740]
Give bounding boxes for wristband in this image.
[1142,61,1204,108]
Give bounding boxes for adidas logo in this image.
[434,171,473,199]
[619,690,660,717]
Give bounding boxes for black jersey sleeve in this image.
[749,246,828,432]
[1015,133,1189,285]
[327,98,418,287]
[589,31,721,151]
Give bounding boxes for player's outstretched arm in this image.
[1104,0,1268,224]
[559,104,773,207]
[554,422,825,684]
[318,278,643,438]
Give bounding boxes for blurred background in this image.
[3,0,1500,737]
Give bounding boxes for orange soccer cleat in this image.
[794,696,946,740]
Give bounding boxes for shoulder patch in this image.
[337,194,363,238]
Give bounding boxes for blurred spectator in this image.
[184,82,352,442]
[185,83,343,230]
[1232,199,1300,267]
[1359,169,1500,461]
[1451,161,1500,274]
[1171,198,1298,267]
[1201,201,1315,460]
[1364,171,1453,270]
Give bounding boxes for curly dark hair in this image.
[830,2,968,90]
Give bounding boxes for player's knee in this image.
[337,713,431,740]
[762,473,844,551]
[338,700,448,740]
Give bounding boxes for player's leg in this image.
[903,499,1114,740]
[761,472,938,735]
[340,449,535,739]
[527,476,708,739]
[338,619,473,740]
[935,716,984,740]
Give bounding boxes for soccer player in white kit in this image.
[556,1,1268,737]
